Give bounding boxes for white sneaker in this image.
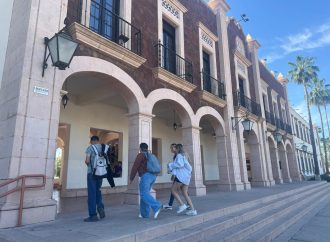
[138,214,142,218]
[163,205,173,210]
[154,207,161,219]
[177,204,188,214]
[186,209,197,216]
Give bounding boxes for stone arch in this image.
[286,140,300,181]
[195,106,226,136]
[278,141,291,182]
[268,136,282,184]
[145,88,194,127]
[195,106,226,186]
[55,56,145,113]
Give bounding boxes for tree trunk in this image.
[323,104,330,172]
[318,105,329,173]
[303,82,320,177]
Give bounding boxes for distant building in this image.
[289,107,325,175]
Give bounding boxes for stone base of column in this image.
[274,178,284,184]
[291,176,302,182]
[0,199,56,228]
[250,180,271,187]
[283,178,292,183]
[268,179,276,186]
[243,182,251,190]
[218,182,245,192]
[189,185,206,196]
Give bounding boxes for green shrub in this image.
[321,174,330,182]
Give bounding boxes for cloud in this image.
[263,21,330,63]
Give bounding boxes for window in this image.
[239,78,246,106]
[90,0,120,41]
[262,94,268,115]
[202,51,211,92]
[152,138,162,174]
[163,20,176,74]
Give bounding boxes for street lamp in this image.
[232,116,253,132]
[274,131,283,143]
[42,22,79,77]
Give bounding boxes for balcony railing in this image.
[73,0,141,55]
[155,42,193,83]
[265,110,276,126]
[201,71,226,100]
[264,111,292,134]
[233,91,261,117]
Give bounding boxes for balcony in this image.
[199,71,226,107]
[153,42,196,93]
[233,91,261,117]
[67,0,146,68]
[265,110,276,126]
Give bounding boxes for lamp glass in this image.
[302,144,307,152]
[241,119,253,131]
[274,132,282,143]
[47,31,78,70]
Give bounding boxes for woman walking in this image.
[168,144,197,216]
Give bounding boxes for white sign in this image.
[33,86,49,96]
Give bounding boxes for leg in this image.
[96,177,104,209]
[168,193,175,206]
[181,185,194,210]
[87,173,97,217]
[171,181,184,206]
[140,173,161,216]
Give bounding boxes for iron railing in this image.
[265,110,276,126]
[73,0,141,55]
[201,71,226,100]
[0,174,46,226]
[233,91,261,117]
[155,41,193,83]
[264,110,292,134]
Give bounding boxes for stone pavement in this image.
[287,199,330,242]
[0,182,328,242]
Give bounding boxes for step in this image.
[146,182,328,242]
[204,185,330,242]
[246,184,330,242]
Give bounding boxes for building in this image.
[289,106,325,176]
[0,0,301,228]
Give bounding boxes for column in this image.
[280,149,292,183]
[182,126,206,196]
[209,0,245,191]
[271,147,283,184]
[124,113,154,205]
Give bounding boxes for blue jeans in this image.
[139,173,162,218]
[87,173,104,217]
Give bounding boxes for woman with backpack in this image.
[167,144,197,216]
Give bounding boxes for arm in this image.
[85,154,91,166]
[168,154,185,170]
[129,153,144,182]
[85,146,92,166]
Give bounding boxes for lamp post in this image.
[232,116,254,132]
[42,23,79,77]
[274,131,283,143]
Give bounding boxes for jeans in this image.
[87,173,104,217]
[168,180,175,206]
[139,172,162,218]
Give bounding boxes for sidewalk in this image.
[288,199,330,242]
[0,182,327,242]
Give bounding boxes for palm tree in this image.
[288,56,320,178]
[323,85,330,144]
[309,77,329,173]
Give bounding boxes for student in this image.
[130,143,162,219]
[84,136,106,222]
[168,144,197,216]
[163,143,177,210]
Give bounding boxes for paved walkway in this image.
[288,199,330,242]
[0,182,328,242]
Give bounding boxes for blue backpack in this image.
[144,152,161,174]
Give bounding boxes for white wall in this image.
[0,0,14,88]
[200,132,219,180]
[60,102,129,189]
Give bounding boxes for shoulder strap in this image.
[91,145,99,156]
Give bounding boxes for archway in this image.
[286,141,300,181]
[195,107,226,191]
[244,128,265,186]
[52,57,145,204]
[278,141,292,183]
[268,136,283,184]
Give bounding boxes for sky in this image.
[207,0,330,137]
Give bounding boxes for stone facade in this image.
[0,0,301,228]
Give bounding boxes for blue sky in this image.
[208,0,330,135]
